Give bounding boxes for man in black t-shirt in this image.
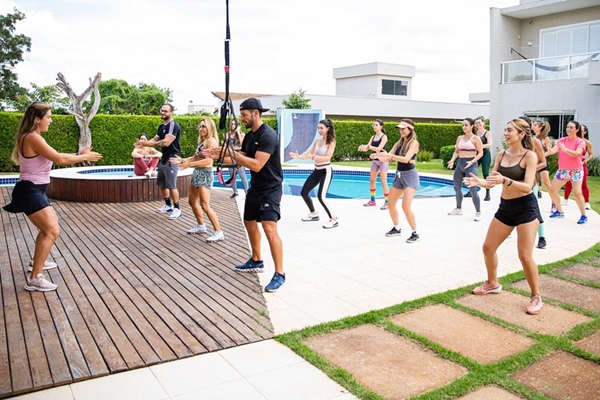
[137,103,183,219]
[204,98,285,292]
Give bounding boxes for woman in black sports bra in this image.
[463,118,544,315]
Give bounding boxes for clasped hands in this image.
[463,171,504,188]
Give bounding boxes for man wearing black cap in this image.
[205,97,285,292]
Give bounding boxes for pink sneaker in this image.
[24,274,58,292]
[472,280,502,295]
[363,200,376,207]
[526,294,543,315]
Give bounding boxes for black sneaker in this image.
[536,236,547,249]
[406,232,420,243]
[537,191,542,199]
[385,227,401,237]
[230,193,238,198]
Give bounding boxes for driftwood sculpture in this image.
[56,72,102,153]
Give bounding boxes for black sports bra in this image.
[496,152,527,181]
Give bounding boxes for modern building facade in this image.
[490,0,600,153]
[212,62,489,123]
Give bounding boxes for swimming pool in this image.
[2,167,457,199]
[215,169,456,199]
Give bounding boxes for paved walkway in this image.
[11,171,600,400]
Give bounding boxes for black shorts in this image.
[243,188,282,222]
[494,192,543,227]
[3,180,51,216]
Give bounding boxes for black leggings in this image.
[301,167,335,219]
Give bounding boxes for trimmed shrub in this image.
[417,150,434,162]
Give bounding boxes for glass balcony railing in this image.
[501,52,600,83]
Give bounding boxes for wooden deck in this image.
[0,187,273,398]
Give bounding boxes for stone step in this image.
[556,263,600,284]
[511,351,600,400]
[388,304,535,364]
[457,290,592,335]
[304,324,466,399]
[511,275,600,313]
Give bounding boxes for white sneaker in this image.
[562,199,569,206]
[28,260,58,272]
[448,208,463,216]
[301,213,320,221]
[206,231,225,242]
[474,212,482,222]
[323,218,339,229]
[24,274,58,292]
[168,208,182,220]
[144,170,152,178]
[156,204,173,213]
[187,224,207,234]
[585,202,592,210]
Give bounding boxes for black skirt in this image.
[3,180,51,216]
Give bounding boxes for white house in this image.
[211,62,489,123]
[489,0,600,152]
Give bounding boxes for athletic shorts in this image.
[392,168,420,190]
[191,167,213,189]
[494,192,543,227]
[243,189,282,222]
[2,181,51,216]
[370,159,389,173]
[554,168,583,182]
[157,162,179,189]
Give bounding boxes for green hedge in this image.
[0,113,462,172]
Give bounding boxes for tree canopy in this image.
[282,88,311,109]
[94,79,173,115]
[0,8,31,111]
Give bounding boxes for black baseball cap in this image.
[239,98,269,112]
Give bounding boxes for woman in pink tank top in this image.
[545,120,587,224]
[3,102,103,292]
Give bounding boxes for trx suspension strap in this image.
[216,0,238,186]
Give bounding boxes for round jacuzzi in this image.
[46,166,192,203]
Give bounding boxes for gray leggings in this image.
[453,158,480,212]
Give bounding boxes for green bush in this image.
[587,157,600,176]
[417,150,434,162]
[439,145,456,168]
[0,112,463,171]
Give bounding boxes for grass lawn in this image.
[335,159,600,211]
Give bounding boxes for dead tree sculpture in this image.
[56,72,102,153]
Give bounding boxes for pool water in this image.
[216,169,455,199]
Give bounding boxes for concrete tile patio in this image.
[10,170,600,400]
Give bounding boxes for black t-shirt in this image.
[241,123,283,199]
[157,119,182,163]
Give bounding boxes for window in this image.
[541,20,600,57]
[381,79,407,96]
[525,113,574,139]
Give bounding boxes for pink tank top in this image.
[557,137,585,170]
[19,132,53,184]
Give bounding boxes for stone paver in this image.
[575,330,600,357]
[511,351,600,400]
[456,290,592,335]
[457,386,524,400]
[388,304,535,364]
[304,324,466,399]
[511,275,600,313]
[556,263,600,284]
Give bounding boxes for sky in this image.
[2,0,520,114]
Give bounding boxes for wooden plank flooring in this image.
[0,187,273,398]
